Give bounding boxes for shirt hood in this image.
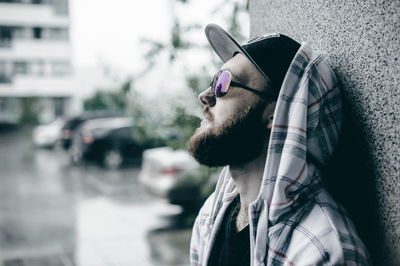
[234,42,343,263]
[257,42,342,222]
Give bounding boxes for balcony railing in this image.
[0,1,69,15]
[0,39,71,60]
[0,2,70,26]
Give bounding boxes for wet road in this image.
[0,127,191,266]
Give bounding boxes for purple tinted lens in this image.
[214,70,231,97]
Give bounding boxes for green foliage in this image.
[121,79,131,95]
[83,79,168,148]
[185,67,212,95]
[83,1,249,154]
[140,39,165,73]
[20,97,40,124]
[137,0,248,151]
[168,165,222,216]
[83,79,131,112]
[131,112,168,148]
[140,0,249,69]
[164,106,201,150]
[228,3,242,41]
[133,0,249,152]
[177,165,220,190]
[20,97,39,124]
[83,90,125,112]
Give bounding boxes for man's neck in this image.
[229,148,267,231]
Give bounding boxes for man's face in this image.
[188,53,275,167]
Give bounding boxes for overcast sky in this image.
[70,0,171,72]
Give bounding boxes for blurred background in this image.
[0,0,249,265]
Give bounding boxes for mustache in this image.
[203,106,214,121]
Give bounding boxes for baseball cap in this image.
[205,23,300,98]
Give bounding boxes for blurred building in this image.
[0,0,74,124]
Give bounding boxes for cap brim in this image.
[205,23,268,80]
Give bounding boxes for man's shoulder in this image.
[196,192,216,222]
[267,192,371,265]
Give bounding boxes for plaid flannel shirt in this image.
[190,43,371,266]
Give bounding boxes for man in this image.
[188,24,370,266]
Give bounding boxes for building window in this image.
[51,0,69,15]
[31,61,45,76]
[12,27,26,40]
[14,61,28,75]
[33,27,42,39]
[51,61,71,76]
[0,61,11,83]
[0,26,12,47]
[49,28,69,40]
[53,97,65,116]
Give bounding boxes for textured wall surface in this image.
[249,0,399,264]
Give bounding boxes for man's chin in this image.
[188,127,266,168]
[188,129,222,167]
[188,102,268,168]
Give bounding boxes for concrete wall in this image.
[249,0,399,264]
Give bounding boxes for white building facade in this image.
[0,0,74,123]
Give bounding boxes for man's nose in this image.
[198,87,216,107]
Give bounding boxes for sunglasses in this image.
[210,70,273,100]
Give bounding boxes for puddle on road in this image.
[1,172,192,266]
[0,128,193,266]
[75,197,189,266]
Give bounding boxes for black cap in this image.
[205,24,300,98]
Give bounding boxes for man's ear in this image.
[262,101,276,129]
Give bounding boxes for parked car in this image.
[138,146,220,212]
[166,166,219,213]
[61,111,125,151]
[69,116,143,169]
[139,147,199,197]
[32,118,65,148]
[139,147,220,213]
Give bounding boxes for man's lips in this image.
[200,107,213,127]
[202,107,213,122]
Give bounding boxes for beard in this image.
[188,102,270,167]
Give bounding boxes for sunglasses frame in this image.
[210,70,274,101]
